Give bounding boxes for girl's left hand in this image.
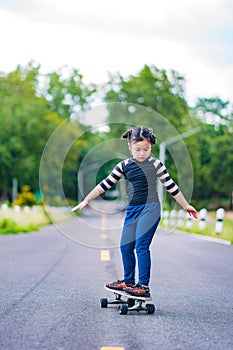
[186,205,198,219]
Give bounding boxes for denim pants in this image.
[120,202,161,286]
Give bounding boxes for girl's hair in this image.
[122,126,156,145]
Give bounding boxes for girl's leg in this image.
[120,204,145,284]
[120,222,136,284]
[135,202,161,286]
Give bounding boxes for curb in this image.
[175,229,232,246]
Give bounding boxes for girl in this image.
[71,126,198,297]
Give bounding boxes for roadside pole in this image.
[77,163,99,203]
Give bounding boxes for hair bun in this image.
[122,129,133,139]
[122,126,156,145]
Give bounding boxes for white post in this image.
[215,208,225,234]
[186,213,193,229]
[169,210,177,227]
[13,205,21,213]
[199,208,207,230]
[23,206,30,213]
[177,209,185,227]
[77,162,99,203]
[162,210,169,226]
[1,203,8,211]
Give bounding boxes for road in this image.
[0,208,233,350]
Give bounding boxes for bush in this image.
[13,185,36,207]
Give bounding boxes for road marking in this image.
[100,250,110,261]
[101,347,125,350]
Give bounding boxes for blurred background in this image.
[0,0,232,239]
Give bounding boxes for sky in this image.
[0,0,233,106]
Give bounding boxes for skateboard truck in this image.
[118,300,155,315]
[100,292,135,308]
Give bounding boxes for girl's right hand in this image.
[186,205,198,219]
[71,200,88,212]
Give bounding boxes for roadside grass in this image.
[0,218,39,234]
[178,218,233,243]
[1,204,232,243]
[161,211,233,244]
[0,206,71,235]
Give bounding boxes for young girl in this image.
[71,126,198,297]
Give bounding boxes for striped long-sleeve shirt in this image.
[97,157,180,206]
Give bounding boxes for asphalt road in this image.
[0,209,233,350]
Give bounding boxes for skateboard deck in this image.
[104,285,152,301]
[100,285,156,314]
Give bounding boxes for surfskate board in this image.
[100,285,156,315]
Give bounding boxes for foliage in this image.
[191,101,233,206]
[13,185,36,207]
[192,97,233,126]
[43,66,96,119]
[0,61,232,209]
[0,62,94,202]
[105,65,195,132]
[0,64,62,199]
[0,218,39,234]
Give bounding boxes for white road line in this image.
[100,250,110,261]
[190,233,231,246]
[175,229,231,246]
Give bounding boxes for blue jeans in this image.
[120,202,161,286]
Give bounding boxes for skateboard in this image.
[100,285,156,315]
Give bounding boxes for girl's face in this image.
[128,139,152,162]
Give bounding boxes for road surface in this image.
[0,208,233,350]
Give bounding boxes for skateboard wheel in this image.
[119,304,128,315]
[146,304,155,314]
[100,298,108,308]
[127,298,135,307]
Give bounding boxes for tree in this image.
[191,97,233,208]
[192,97,232,126]
[104,65,196,133]
[0,67,61,200]
[43,66,96,119]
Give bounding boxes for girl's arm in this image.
[173,191,198,219]
[155,159,198,219]
[71,185,103,212]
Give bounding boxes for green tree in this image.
[0,67,61,200]
[43,66,96,119]
[104,65,196,133]
[192,97,232,126]
[191,97,233,208]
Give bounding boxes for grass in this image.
[0,206,71,235]
[161,211,233,244]
[0,218,39,234]
[1,205,232,243]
